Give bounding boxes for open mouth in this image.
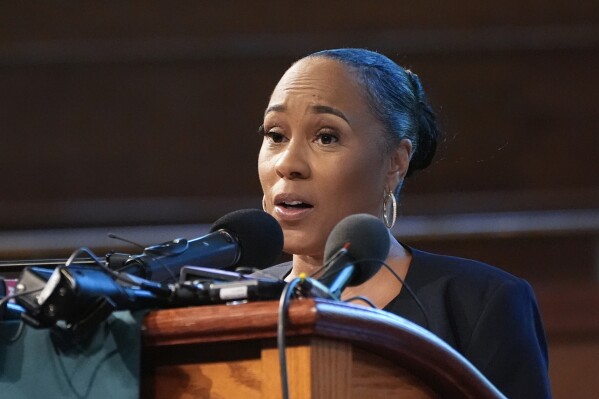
[277,200,314,209]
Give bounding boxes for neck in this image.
[286,254,324,281]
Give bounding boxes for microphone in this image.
[15,265,162,329]
[112,209,284,282]
[318,214,390,297]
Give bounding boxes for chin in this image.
[282,230,325,258]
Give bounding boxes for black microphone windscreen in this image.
[323,214,390,285]
[210,209,284,269]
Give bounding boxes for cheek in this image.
[257,149,273,190]
[322,154,386,209]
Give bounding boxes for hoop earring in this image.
[383,188,397,229]
[262,196,266,212]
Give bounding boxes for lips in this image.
[278,199,312,208]
[273,193,314,221]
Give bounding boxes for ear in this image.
[385,139,412,192]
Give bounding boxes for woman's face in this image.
[258,57,407,258]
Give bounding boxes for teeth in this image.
[284,201,303,205]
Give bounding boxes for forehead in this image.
[268,57,370,114]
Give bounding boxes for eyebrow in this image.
[312,105,349,123]
[264,104,285,117]
[264,104,349,124]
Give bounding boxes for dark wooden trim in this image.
[535,283,599,339]
[1,25,597,67]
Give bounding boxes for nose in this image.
[274,139,311,180]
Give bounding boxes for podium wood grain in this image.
[141,299,501,398]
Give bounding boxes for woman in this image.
[257,48,550,398]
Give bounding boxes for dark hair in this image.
[307,48,439,180]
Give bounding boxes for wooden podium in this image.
[141,298,505,399]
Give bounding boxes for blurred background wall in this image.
[1,2,598,396]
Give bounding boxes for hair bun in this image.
[405,71,439,176]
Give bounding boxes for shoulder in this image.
[411,247,519,281]
[407,247,539,333]
[394,246,542,351]
[407,247,530,298]
[405,248,549,397]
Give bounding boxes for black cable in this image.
[380,260,430,329]
[107,233,146,251]
[65,247,170,297]
[290,251,430,329]
[305,252,430,329]
[0,288,43,343]
[277,277,302,399]
[65,247,134,285]
[352,257,430,330]
[343,295,377,308]
[51,335,119,399]
[65,247,104,268]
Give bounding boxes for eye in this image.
[315,131,339,145]
[260,125,287,144]
[267,132,286,143]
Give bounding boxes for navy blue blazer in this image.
[259,247,551,398]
